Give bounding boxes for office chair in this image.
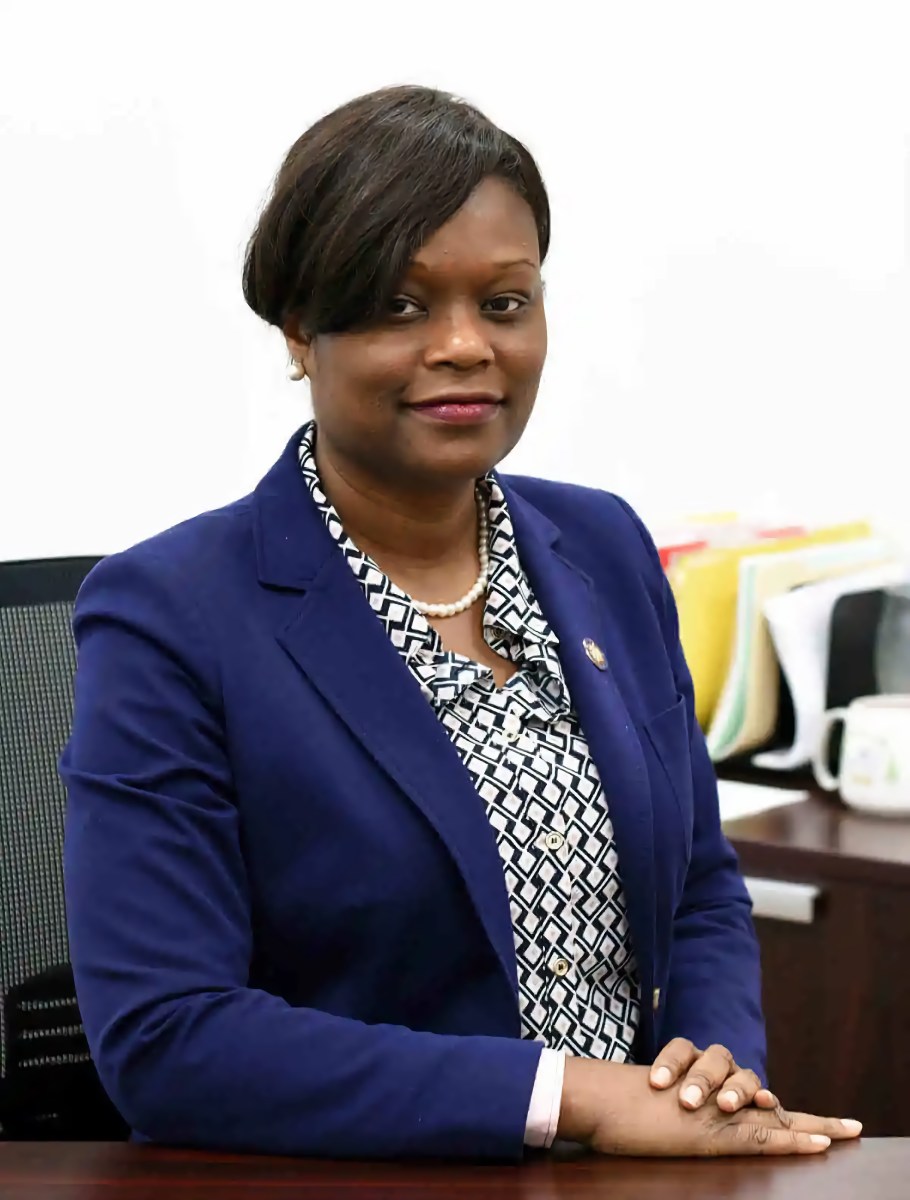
[0,556,128,1140]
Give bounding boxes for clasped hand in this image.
[645,1037,863,1153]
[558,1038,863,1156]
[650,1037,779,1114]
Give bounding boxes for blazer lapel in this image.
[503,484,657,993]
[253,433,520,999]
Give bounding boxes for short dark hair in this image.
[242,85,550,335]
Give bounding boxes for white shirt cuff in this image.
[523,1047,565,1148]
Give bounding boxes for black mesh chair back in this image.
[0,556,128,1139]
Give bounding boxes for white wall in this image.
[3,0,908,560]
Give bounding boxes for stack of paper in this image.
[667,522,872,729]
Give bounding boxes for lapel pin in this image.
[583,638,607,670]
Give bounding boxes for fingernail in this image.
[682,1085,702,1106]
[652,1067,672,1086]
[810,1135,831,1147]
[840,1119,863,1134]
[720,1090,739,1107]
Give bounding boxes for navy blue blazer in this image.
[61,427,764,1161]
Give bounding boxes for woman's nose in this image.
[424,308,494,370]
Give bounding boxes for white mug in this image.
[813,694,910,816]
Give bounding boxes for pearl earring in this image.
[288,360,306,381]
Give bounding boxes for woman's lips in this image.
[410,398,503,425]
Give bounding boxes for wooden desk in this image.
[725,783,910,1136]
[0,1141,907,1200]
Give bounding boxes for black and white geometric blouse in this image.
[298,420,640,1067]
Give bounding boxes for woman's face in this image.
[286,176,547,492]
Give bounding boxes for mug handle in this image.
[812,708,848,791]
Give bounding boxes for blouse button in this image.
[551,957,571,978]
[544,831,565,851]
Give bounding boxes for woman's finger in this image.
[716,1068,764,1112]
[735,1105,863,1141]
[769,1108,863,1141]
[719,1122,832,1156]
[679,1043,736,1109]
[649,1038,699,1089]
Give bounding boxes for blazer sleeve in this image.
[616,500,767,1079]
[60,548,542,1160]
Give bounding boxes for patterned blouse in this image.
[298,421,640,1060]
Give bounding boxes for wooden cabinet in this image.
[726,787,910,1136]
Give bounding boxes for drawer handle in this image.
[743,876,821,924]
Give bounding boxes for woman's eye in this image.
[483,295,527,315]
[389,296,421,317]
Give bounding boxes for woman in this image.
[61,85,860,1160]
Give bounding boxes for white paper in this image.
[717,779,809,825]
[753,561,910,770]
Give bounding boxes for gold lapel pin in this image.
[583,638,607,670]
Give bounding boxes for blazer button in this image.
[583,638,607,670]
[652,987,661,1011]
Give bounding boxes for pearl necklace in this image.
[410,491,490,619]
